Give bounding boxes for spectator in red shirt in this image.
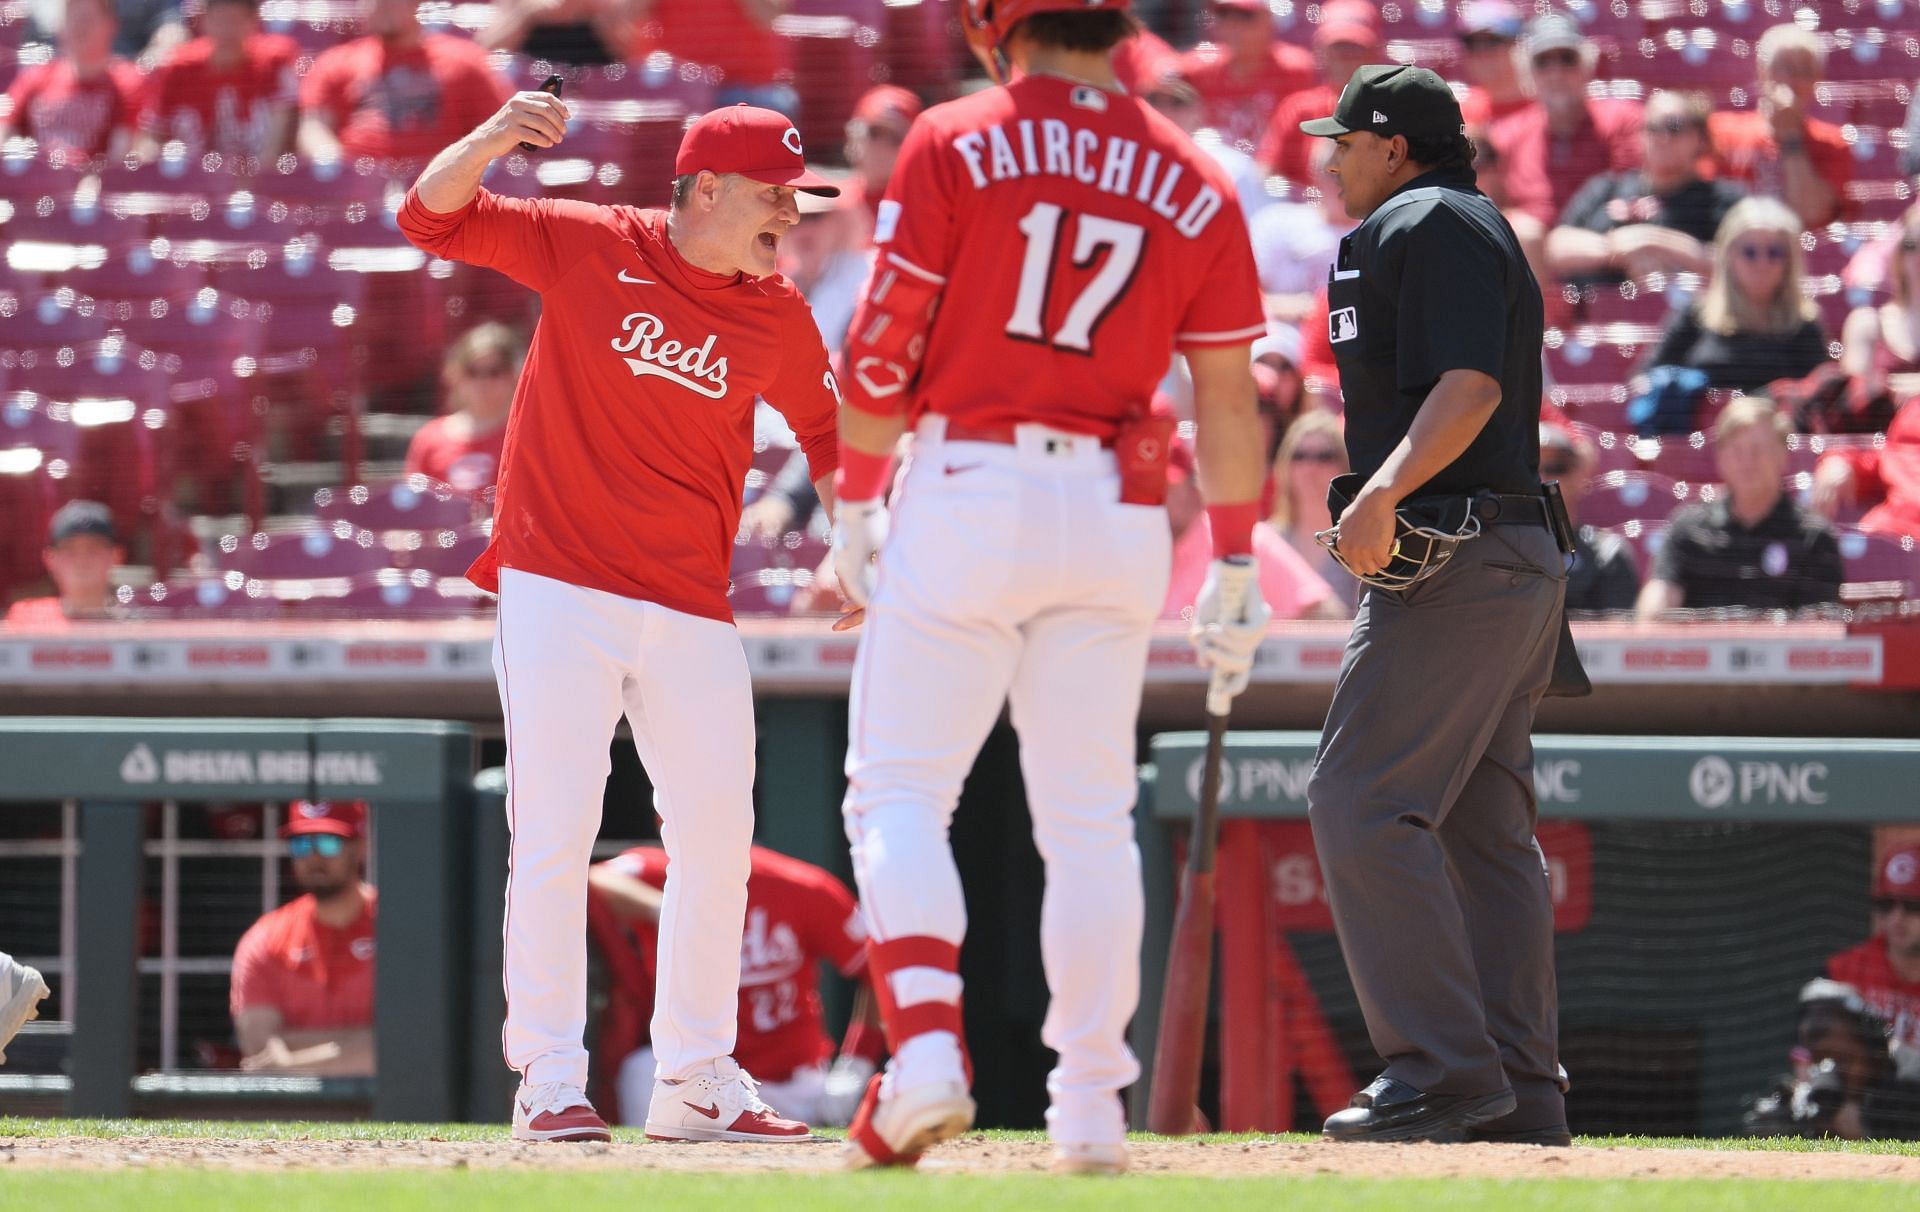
[230,801,377,1076]
[1253,0,1379,187]
[1709,23,1852,230]
[404,322,522,495]
[0,0,142,160]
[135,0,298,160]
[1826,846,1920,1051]
[835,85,922,236]
[2,501,127,629]
[1177,0,1314,154]
[1454,1,1530,130]
[1815,216,1920,537]
[588,843,883,1127]
[640,0,796,114]
[1487,14,1642,266]
[297,0,509,170]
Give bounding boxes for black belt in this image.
[1470,492,1552,529]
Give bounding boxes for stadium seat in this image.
[130,572,284,619]
[309,567,482,617]
[729,531,830,615]
[57,245,210,306]
[1580,469,1687,529]
[401,521,492,577]
[314,476,478,534]
[1836,527,1920,595]
[213,521,387,581]
[1611,517,1670,580]
[6,291,113,353]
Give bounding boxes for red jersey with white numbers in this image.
[1827,937,1920,1049]
[852,73,1265,438]
[229,889,378,1031]
[601,845,867,1082]
[398,195,839,621]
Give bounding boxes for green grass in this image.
[5,1120,1920,1211]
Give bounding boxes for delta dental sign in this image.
[118,743,384,790]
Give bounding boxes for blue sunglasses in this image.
[288,833,347,859]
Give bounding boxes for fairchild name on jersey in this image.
[950,121,1225,238]
[611,312,730,399]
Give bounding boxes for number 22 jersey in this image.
[870,72,1265,437]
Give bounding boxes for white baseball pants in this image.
[494,568,754,1089]
[844,419,1170,1147]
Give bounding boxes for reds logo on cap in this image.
[1882,848,1920,897]
[675,104,841,197]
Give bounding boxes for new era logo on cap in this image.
[1373,110,1389,123]
[1298,64,1464,145]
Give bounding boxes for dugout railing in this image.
[0,718,476,1120]
[1136,733,1920,1137]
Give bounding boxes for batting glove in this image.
[832,499,890,608]
[1189,556,1271,703]
[817,1054,878,1127]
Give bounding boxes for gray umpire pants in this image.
[1307,521,1569,1130]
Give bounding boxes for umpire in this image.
[1301,66,1573,1145]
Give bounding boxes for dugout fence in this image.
[1136,733,1920,1137]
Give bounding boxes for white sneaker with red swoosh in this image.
[645,1057,815,1142]
[511,1081,612,1142]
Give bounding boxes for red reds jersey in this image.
[403,414,506,495]
[602,845,867,1082]
[640,0,784,88]
[299,34,507,165]
[229,890,378,1030]
[398,195,840,621]
[4,59,143,157]
[139,33,299,156]
[851,74,1264,438]
[1827,937,1920,1049]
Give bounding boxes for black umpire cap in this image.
[1299,64,1464,142]
[47,499,117,547]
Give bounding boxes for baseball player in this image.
[588,843,884,1126]
[829,0,1272,1173]
[1299,66,1572,1144]
[398,99,844,1143]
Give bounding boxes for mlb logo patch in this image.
[1330,306,1359,343]
[1070,86,1108,112]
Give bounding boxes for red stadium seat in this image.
[213,521,387,580]
[314,476,479,534]
[399,521,492,577]
[1580,469,1688,528]
[308,568,485,617]
[1837,527,1920,595]
[5,291,113,353]
[729,531,830,614]
[1611,517,1670,580]
[57,245,210,306]
[130,572,284,619]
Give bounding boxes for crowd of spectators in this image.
[3,0,1919,623]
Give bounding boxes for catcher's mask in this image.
[1315,472,1482,591]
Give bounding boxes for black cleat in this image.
[1322,1077,1518,1143]
[1464,1124,1572,1146]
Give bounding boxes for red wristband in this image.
[834,446,893,502]
[1207,502,1258,558]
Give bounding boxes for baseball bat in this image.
[1147,571,1248,1136]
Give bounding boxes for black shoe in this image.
[1463,1124,1572,1146]
[1322,1077,1518,1143]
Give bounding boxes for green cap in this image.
[1299,64,1465,143]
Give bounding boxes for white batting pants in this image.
[616,1046,827,1126]
[495,568,754,1090]
[844,420,1169,1147]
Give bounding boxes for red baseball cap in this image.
[676,105,840,197]
[284,799,367,839]
[1315,0,1381,50]
[1876,846,1920,898]
[851,85,923,132]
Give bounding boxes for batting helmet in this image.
[1316,473,1484,592]
[963,0,1134,83]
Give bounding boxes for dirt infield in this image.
[4,1135,1919,1182]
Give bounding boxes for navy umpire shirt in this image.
[1326,166,1544,499]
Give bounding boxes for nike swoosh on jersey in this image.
[618,269,656,285]
[685,1101,722,1119]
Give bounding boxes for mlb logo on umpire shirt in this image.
[1330,307,1359,343]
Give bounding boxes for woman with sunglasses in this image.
[1268,410,1356,611]
[1813,213,1920,538]
[1637,197,1832,394]
[403,322,524,495]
